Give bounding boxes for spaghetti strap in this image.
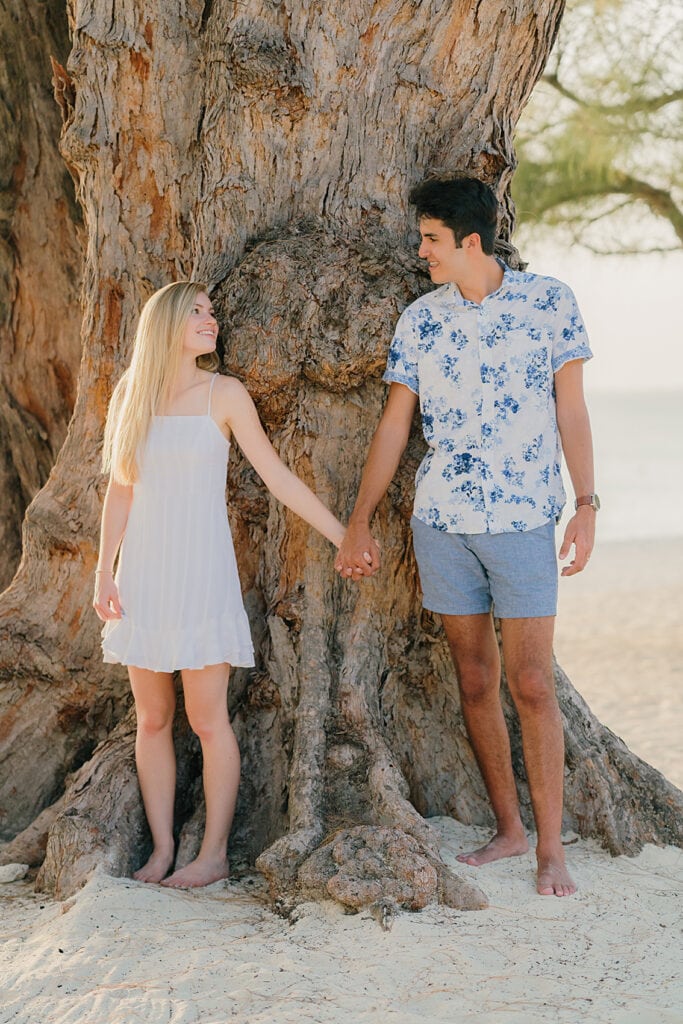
[207,373,218,416]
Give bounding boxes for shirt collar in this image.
[446,258,515,306]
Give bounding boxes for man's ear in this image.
[462,232,481,251]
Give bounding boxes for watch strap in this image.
[575,493,600,511]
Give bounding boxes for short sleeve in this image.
[383,308,419,394]
[551,283,593,373]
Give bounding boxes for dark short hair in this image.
[408,176,499,255]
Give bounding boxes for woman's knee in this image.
[185,707,230,743]
[136,703,175,736]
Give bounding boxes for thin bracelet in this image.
[95,569,114,574]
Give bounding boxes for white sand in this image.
[1,819,682,1024]
[2,536,681,1023]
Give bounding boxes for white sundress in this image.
[102,374,255,672]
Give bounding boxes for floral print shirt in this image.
[383,264,592,534]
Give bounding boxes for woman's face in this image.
[183,292,218,356]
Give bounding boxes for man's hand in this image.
[559,507,595,577]
[333,383,417,582]
[335,521,381,581]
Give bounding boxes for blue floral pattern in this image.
[382,264,592,533]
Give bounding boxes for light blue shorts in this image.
[411,516,558,619]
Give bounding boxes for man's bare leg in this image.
[441,613,529,866]
[129,668,177,883]
[500,616,576,896]
[162,663,237,888]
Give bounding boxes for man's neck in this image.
[453,255,504,305]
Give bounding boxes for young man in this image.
[336,176,598,897]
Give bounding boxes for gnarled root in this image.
[297,825,487,918]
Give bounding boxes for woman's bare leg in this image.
[162,662,238,888]
[128,667,177,883]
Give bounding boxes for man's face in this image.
[417,217,467,285]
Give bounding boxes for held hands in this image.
[334,521,381,582]
[559,507,596,577]
[93,572,123,621]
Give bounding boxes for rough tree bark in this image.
[1,0,682,915]
[0,0,83,591]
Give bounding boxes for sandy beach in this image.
[2,535,682,1024]
[1,819,682,1024]
[555,535,683,789]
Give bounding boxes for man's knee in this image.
[454,656,501,706]
[507,666,556,711]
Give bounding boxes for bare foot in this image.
[536,853,576,896]
[457,831,529,866]
[133,848,175,884]
[160,856,229,889]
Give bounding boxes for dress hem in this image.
[102,650,256,672]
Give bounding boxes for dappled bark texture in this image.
[0,0,83,590]
[2,0,682,910]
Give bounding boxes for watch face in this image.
[593,493,601,510]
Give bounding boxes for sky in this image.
[522,246,683,395]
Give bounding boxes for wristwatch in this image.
[574,493,601,511]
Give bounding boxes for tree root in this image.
[297,825,487,917]
[35,698,201,898]
[0,794,67,868]
[35,708,143,897]
[555,662,683,854]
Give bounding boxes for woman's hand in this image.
[93,573,123,621]
[335,523,381,580]
[95,478,132,619]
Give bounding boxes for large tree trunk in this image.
[0,0,83,591]
[1,0,681,913]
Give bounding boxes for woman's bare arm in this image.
[216,378,346,548]
[93,478,133,620]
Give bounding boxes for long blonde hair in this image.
[103,281,219,484]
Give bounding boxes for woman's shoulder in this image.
[212,372,250,399]
[211,373,254,419]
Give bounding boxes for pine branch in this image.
[518,167,683,246]
[611,173,683,243]
[543,73,683,116]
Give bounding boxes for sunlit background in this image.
[512,0,682,787]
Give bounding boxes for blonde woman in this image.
[94,281,348,888]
